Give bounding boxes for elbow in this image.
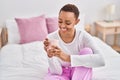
[98,57,105,67]
[98,54,106,67]
[100,60,105,67]
[101,58,105,66]
[101,54,106,67]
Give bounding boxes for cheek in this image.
[68,24,75,28]
[58,23,61,28]
[58,23,74,27]
[58,23,60,26]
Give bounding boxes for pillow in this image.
[15,15,48,44]
[5,20,20,44]
[46,17,58,33]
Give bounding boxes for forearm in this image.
[59,53,71,62]
[71,53,105,68]
[48,57,62,75]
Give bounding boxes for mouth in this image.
[60,27,67,31]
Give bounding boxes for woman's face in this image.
[58,11,79,33]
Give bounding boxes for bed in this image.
[0,15,120,80]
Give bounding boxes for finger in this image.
[54,51,60,57]
[45,38,48,41]
[44,46,48,51]
[53,47,61,53]
[43,39,48,44]
[48,49,55,53]
[51,45,59,49]
[54,46,60,49]
[47,51,54,57]
[44,40,50,47]
[48,54,53,58]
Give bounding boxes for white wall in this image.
[76,0,120,24]
[0,0,120,46]
[0,0,73,26]
[0,0,120,27]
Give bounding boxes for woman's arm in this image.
[71,31,105,68]
[44,38,62,75]
[48,57,62,75]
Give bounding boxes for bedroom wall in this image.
[0,0,120,26]
[0,0,120,45]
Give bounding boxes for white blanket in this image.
[0,41,49,80]
[0,37,120,80]
[92,37,120,80]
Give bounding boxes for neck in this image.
[59,29,76,43]
[61,29,75,36]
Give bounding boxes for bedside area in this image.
[0,27,8,48]
[85,24,91,34]
[95,21,120,52]
[0,28,2,48]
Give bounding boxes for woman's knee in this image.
[79,47,93,55]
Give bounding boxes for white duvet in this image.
[0,37,120,80]
[0,41,49,80]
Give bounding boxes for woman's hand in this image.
[52,46,71,62]
[44,38,58,58]
[44,38,54,58]
[43,38,49,51]
[43,38,70,62]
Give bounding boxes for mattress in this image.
[0,37,120,80]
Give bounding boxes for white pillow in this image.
[5,20,20,44]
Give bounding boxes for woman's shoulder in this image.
[76,29,91,36]
[76,29,85,36]
[76,29,92,40]
[76,29,87,33]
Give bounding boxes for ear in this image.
[75,19,80,25]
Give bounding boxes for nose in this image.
[60,23,66,28]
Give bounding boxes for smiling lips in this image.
[61,27,67,31]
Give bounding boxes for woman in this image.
[44,4,105,80]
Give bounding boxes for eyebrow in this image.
[65,19,73,24]
[58,18,62,20]
[65,20,71,22]
[59,18,71,22]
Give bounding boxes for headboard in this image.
[0,27,8,48]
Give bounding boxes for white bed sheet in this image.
[0,37,120,80]
[92,37,120,80]
[0,41,49,80]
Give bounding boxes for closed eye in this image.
[66,23,71,25]
[58,21,62,23]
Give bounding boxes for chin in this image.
[60,29,67,33]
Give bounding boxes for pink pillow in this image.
[46,17,58,33]
[15,15,48,44]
